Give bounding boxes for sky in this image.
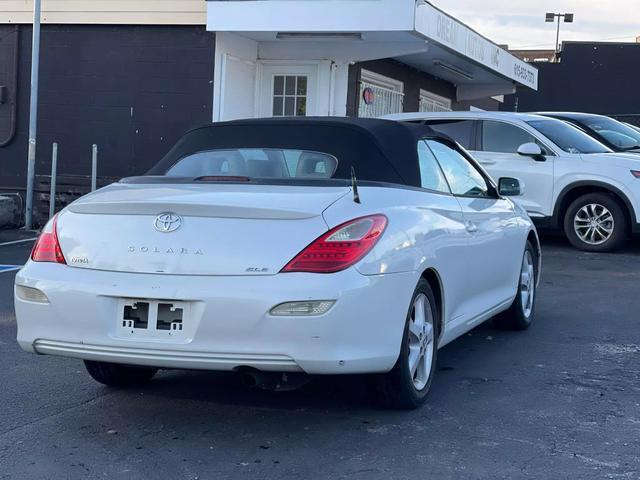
[430,1,640,50]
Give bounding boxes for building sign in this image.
[416,3,538,90]
[362,87,376,105]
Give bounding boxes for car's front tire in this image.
[494,241,538,331]
[84,360,158,387]
[372,279,438,410]
[563,193,628,252]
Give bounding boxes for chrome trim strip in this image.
[33,340,302,372]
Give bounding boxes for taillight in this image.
[282,215,387,273]
[31,214,66,264]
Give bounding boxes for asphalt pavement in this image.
[0,233,638,480]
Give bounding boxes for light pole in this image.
[25,0,42,230]
[545,12,574,59]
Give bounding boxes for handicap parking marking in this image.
[0,265,21,273]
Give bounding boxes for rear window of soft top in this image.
[165,148,338,179]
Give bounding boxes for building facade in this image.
[0,0,538,225]
[207,0,538,122]
[0,1,213,223]
[503,41,640,127]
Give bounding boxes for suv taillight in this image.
[282,215,387,273]
[31,214,66,264]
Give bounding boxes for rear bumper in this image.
[32,340,302,372]
[15,263,418,375]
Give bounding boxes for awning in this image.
[206,0,538,101]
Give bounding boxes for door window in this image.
[427,140,490,197]
[481,120,537,153]
[425,120,477,150]
[272,75,308,117]
[417,141,451,193]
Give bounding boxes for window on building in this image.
[425,120,477,150]
[419,90,452,113]
[272,75,308,117]
[358,70,404,118]
[481,120,537,153]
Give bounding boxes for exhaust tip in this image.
[240,371,259,388]
[235,368,310,392]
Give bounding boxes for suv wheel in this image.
[563,193,628,252]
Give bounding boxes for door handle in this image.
[465,221,478,233]
[479,159,496,165]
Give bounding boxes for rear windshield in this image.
[165,148,339,179]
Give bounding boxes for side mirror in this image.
[517,142,545,161]
[498,177,525,197]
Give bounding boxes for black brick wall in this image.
[502,42,640,123]
[0,25,215,193]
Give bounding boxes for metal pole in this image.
[91,144,98,191]
[555,16,561,55]
[49,142,57,219]
[25,0,42,230]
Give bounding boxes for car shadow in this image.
[537,231,640,254]
[103,320,516,415]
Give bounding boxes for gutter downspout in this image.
[0,25,19,147]
[328,61,337,116]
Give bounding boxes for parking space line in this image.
[0,265,21,273]
[0,238,38,247]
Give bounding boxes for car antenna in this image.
[351,166,361,204]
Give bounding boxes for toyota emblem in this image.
[154,213,183,233]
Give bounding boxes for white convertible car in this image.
[15,118,541,409]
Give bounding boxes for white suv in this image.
[384,111,640,252]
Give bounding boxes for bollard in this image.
[49,142,58,219]
[91,144,98,192]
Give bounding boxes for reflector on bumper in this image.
[15,285,49,304]
[269,300,335,317]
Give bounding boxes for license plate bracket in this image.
[116,299,190,341]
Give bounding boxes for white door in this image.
[219,54,257,121]
[471,120,555,218]
[426,139,523,321]
[258,64,320,118]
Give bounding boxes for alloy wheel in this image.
[573,203,615,246]
[407,293,435,391]
[520,250,535,318]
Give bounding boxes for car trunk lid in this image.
[57,183,350,275]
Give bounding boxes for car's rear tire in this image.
[563,193,628,252]
[494,241,538,331]
[84,360,158,387]
[372,279,438,410]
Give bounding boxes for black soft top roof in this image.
[147,117,444,187]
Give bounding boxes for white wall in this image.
[331,63,351,117]
[0,0,206,24]
[207,0,415,32]
[213,33,259,122]
[213,34,352,121]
